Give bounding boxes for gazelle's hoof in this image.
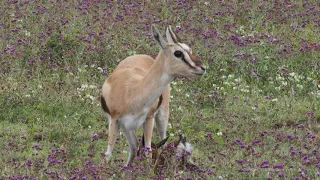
[105,152,112,163]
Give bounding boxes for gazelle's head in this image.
[152,25,206,77]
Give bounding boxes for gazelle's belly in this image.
[119,108,150,130]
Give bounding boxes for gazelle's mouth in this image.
[192,72,205,76]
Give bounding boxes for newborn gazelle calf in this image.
[137,134,199,175]
[100,25,206,165]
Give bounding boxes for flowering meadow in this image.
[1,0,320,179]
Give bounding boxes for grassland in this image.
[0,0,320,179]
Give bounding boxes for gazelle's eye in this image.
[174,51,183,58]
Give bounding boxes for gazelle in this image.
[100,25,206,165]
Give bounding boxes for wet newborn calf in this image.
[137,134,199,175]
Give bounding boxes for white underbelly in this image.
[118,109,150,130]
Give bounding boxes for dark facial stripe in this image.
[187,51,203,67]
[187,52,197,62]
[181,54,194,68]
[176,44,199,68]
[100,96,110,114]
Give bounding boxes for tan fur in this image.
[102,55,164,117]
[187,51,197,62]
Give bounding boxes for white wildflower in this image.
[228,74,234,79]
[297,84,303,89]
[24,30,30,37]
[97,67,103,72]
[89,85,96,89]
[281,81,287,86]
[216,132,222,136]
[235,78,241,82]
[223,81,230,85]
[86,95,95,101]
[289,72,295,77]
[81,84,88,89]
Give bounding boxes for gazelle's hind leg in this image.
[155,85,170,141]
[105,115,119,162]
[121,128,138,165]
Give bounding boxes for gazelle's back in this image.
[103,55,157,116]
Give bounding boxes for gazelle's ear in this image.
[152,25,167,49]
[156,136,169,149]
[166,25,181,44]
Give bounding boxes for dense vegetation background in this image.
[0,0,319,179]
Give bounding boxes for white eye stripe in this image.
[178,43,191,52]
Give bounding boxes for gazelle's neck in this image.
[130,51,173,110]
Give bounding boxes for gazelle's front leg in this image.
[105,117,119,162]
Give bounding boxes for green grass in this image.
[1,0,320,179]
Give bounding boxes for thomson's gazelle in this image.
[100,25,205,165]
